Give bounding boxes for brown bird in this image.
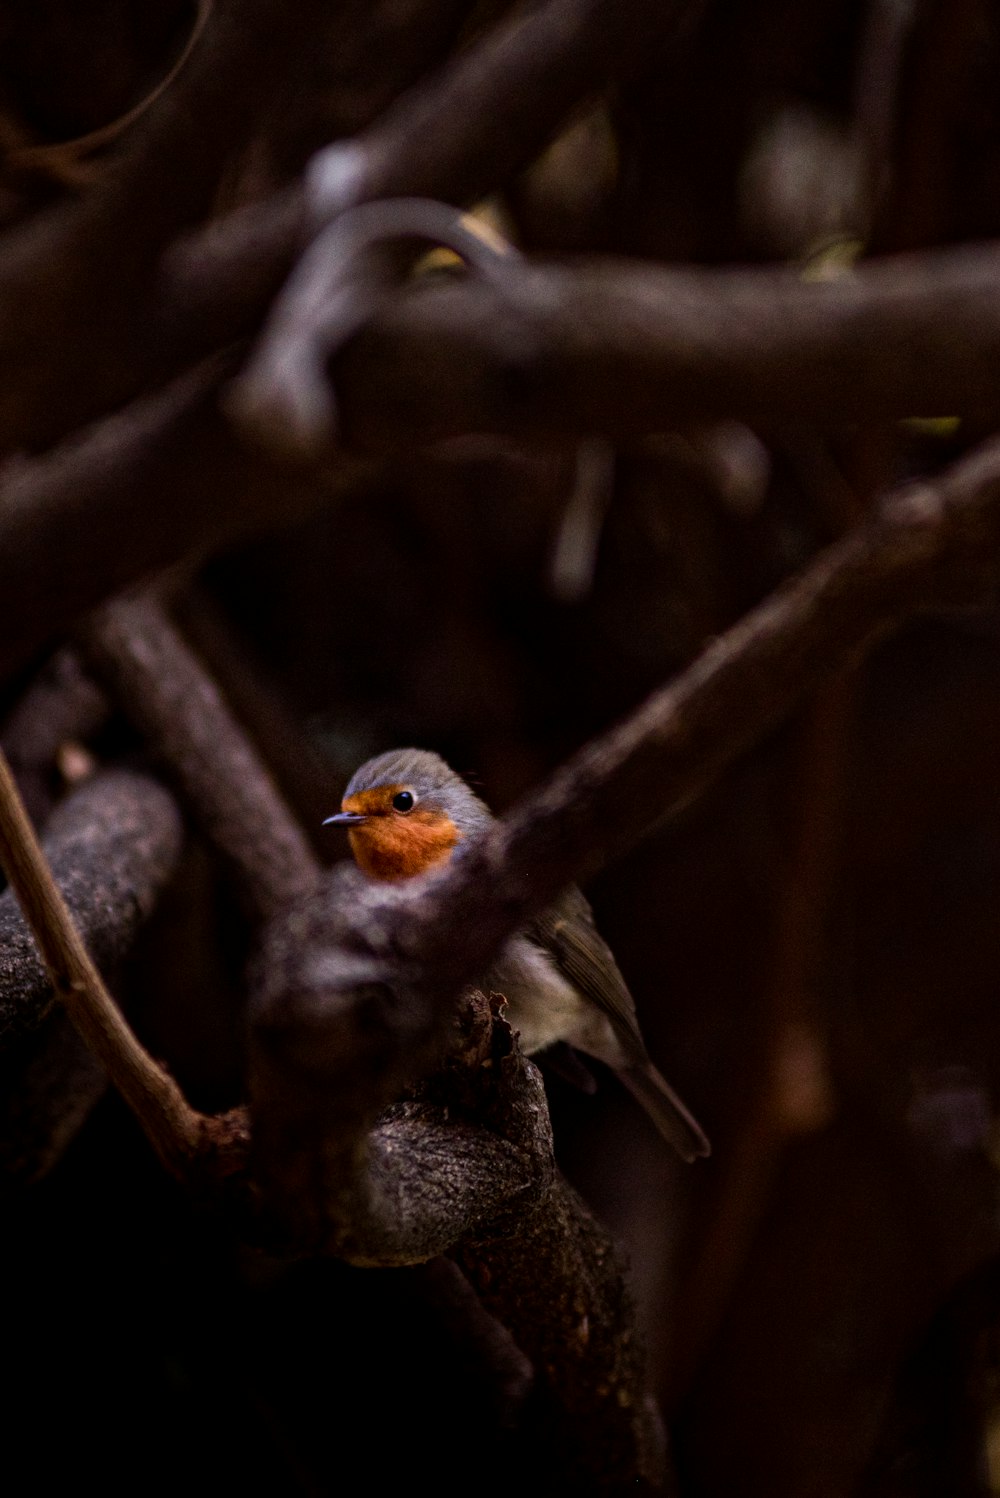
[325,748,709,1161]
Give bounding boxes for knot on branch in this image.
[228,196,522,461]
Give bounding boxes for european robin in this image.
[324,748,710,1162]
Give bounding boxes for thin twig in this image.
[0,747,204,1178]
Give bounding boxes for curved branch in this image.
[0,750,251,1183]
[0,1011,108,1187]
[0,744,199,1168]
[169,0,704,343]
[231,198,523,459]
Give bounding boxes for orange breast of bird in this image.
[342,787,462,881]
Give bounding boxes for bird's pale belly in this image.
[484,936,626,1066]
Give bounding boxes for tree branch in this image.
[457,1180,667,1489]
[0,750,209,1176]
[0,359,370,685]
[247,435,1000,1166]
[0,0,348,453]
[171,0,705,345]
[0,769,183,1043]
[250,928,659,1484]
[78,593,322,921]
[332,247,1000,450]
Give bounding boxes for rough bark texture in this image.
[0,769,183,1043]
[458,1180,667,1491]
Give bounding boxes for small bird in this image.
[324,748,709,1161]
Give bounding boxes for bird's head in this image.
[324,747,492,881]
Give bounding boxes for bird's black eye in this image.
[392,790,415,813]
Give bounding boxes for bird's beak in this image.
[323,811,369,827]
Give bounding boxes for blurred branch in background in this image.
[4,0,1000,1493]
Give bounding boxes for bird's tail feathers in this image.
[617,1062,711,1162]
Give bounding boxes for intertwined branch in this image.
[6,0,1000,1488]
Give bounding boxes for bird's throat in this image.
[347,813,460,880]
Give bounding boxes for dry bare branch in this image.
[0,769,183,1044]
[5,242,1000,692]
[0,749,252,1185]
[251,925,659,1485]
[457,1180,667,1489]
[0,359,369,685]
[246,436,1000,1164]
[0,748,207,1175]
[79,593,322,921]
[231,197,523,460]
[332,247,1000,450]
[171,0,705,343]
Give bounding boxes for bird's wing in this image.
[528,885,647,1064]
[530,886,711,1161]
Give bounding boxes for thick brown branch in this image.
[0,361,369,686]
[172,0,703,343]
[0,0,345,452]
[0,769,183,1043]
[409,442,1000,987]
[251,938,655,1479]
[79,594,321,921]
[0,750,204,1177]
[7,243,1000,687]
[251,885,552,1240]
[457,1180,667,1489]
[0,1011,108,1187]
[333,247,1000,449]
[248,436,1000,1147]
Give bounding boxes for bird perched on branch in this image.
[324,748,709,1162]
